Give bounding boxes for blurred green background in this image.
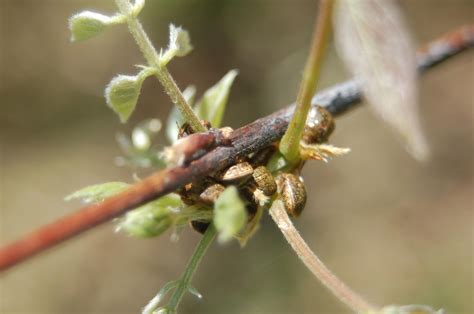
[1,0,473,313]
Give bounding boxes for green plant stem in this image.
[269,200,378,313]
[166,224,217,312]
[279,0,334,163]
[114,0,205,133]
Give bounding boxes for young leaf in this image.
[166,86,197,144]
[65,182,129,203]
[105,75,142,122]
[334,0,429,160]
[142,280,179,314]
[194,70,238,128]
[116,194,183,238]
[105,67,156,123]
[168,24,193,57]
[69,11,124,42]
[160,24,193,66]
[213,186,247,243]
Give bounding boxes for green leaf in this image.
[65,182,129,203]
[142,280,179,314]
[160,24,193,66]
[213,186,247,243]
[195,70,238,128]
[116,194,183,238]
[105,67,156,123]
[105,75,141,122]
[166,86,196,144]
[69,11,124,42]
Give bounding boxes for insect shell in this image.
[199,183,225,205]
[176,175,218,205]
[252,166,277,196]
[237,185,260,219]
[302,106,335,144]
[276,173,307,217]
[187,183,224,234]
[216,161,254,182]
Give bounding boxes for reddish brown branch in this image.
[0,25,472,272]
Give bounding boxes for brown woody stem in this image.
[0,25,472,272]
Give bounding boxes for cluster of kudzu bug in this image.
[67,0,340,243]
[175,105,336,236]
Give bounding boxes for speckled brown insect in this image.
[217,161,254,182]
[199,183,225,205]
[252,166,277,196]
[302,105,335,144]
[276,173,307,217]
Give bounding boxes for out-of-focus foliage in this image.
[194,69,238,128]
[334,0,429,160]
[116,194,182,238]
[69,11,124,42]
[213,186,247,243]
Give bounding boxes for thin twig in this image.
[166,224,216,311]
[0,25,472,272]
[280,0,334,163]
[142,224,216,314]
[270,200,378,313]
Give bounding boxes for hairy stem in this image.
[269,200,378,313]
[280,0,334,163]
[114,0,205,132]
[166,225,216,311]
